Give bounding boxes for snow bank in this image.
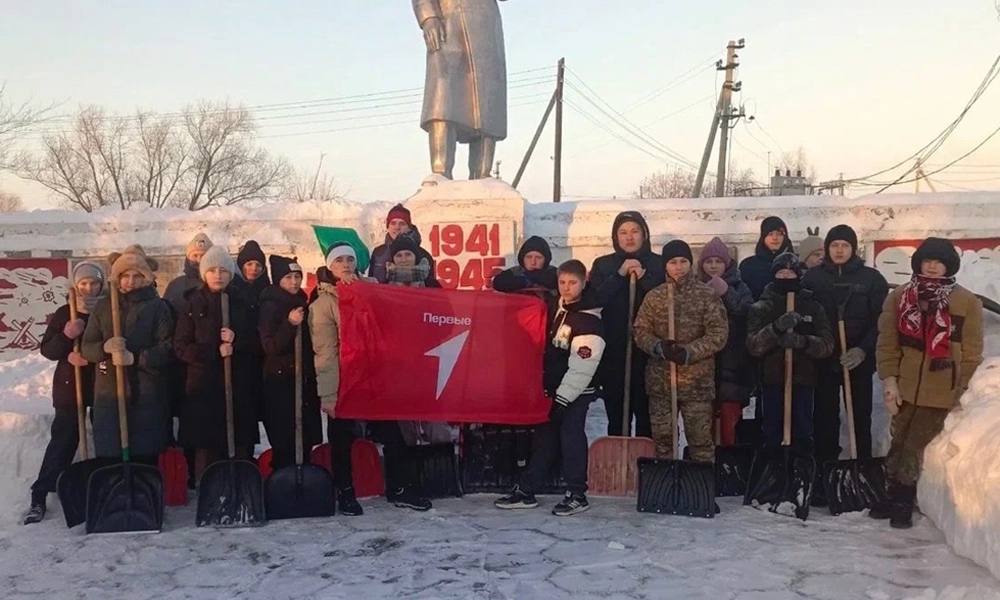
[0,353,57,415]
[0,412,54,527]
[919,357,1000,581]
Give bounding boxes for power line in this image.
[624,53,719,112]
[563,98,675,163]
[564,70,701,170]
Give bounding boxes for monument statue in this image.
[413,0,508,181]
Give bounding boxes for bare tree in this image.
[781,146,816,183]
[0,190,22,212]
[287,155,343,203]
[635,168,697,198]
[16,107,131,212]
[183,102,289,211]
[132,112,189,208]
[0,85,55,169]
[18,101,289,211]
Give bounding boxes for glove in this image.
[320,394,338,418]
[220,328,235,343]
[779,331,808,350]
[219,343,233,358]
[652,340,666,359]
[774,311,803,333]
[67,351,88,367]
[103,336,128,354]
[707,276,728,297]
[63,318,86,340]
[883,376,902,416]
[111,350,134,367]
[662,341,689,365]
[840,347,866,370]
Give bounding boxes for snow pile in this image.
[0,412,54,527]
[905,586,1000,600]
[919,357,1000,581]
[0,353,57,415]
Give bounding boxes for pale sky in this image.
[1,0,999,209]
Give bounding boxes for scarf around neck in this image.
[897,275,957,370]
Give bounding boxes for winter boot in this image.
[494,485,539,510]
[338,487,364,517]
[889,485,916,529]
[870,482,902,520]
[23,496,46,525]
[552,491,590,517]
[389,487,432,512]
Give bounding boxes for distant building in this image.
[770,169,809,196]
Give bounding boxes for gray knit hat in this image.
[72,261,105,286]
[199,245,236,281]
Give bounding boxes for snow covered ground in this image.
[2,493,999,600]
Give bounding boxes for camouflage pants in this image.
[886,402,949,486]
[646,365,715,463]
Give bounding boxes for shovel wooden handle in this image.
[838,319,858,460]
[294,323,303,466]
[782,292,794,448]
[109,285,130,461]
[221,293,235,459]
[622,273,637,436]
[68,292,88,460]
[668,282,679,459]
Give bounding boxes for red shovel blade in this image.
[158,447,189,506]
[256,448,274,479]
[351,439,384,498]
[587,436,656,497]
[310,443,333,473]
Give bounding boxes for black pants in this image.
[30,408,80,502]
[521,393,594,495]
[326,417,356,490]
[814,365,874,462]
[367,421,418,492]
[761,384,814,452]
[602,363,651,437]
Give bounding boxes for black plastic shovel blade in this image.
[57,458,117,528]
[824,457,887,516]
[85,462,164,533]
[636,457,716,518]
[744,447,816,521]
[265,463,336,520]
[715,444,754,497]
[196,459,267,528]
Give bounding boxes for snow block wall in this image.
[920,358,1000,580]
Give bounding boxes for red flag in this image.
[336,283,549,424]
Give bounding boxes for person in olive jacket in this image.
[80,246,173,462]
[23,261,105,525]
[258,255,322,470]
[174,246,259,482]
[874,238,983,529]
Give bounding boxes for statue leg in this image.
[468,136,497,180]
[429,121,456,179]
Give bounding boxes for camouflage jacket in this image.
[633,273,729,388]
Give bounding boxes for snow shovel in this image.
[712,415,754,498]
[85,285,164,534]
[57,291,115,528]
[636,281,715,517]
[824,307,887,515]
[744,291,816,521]
[264,325,336,519]
[196,292,266,527]
[588,273,655,496]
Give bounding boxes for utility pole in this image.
[553,58,565,202]
[694,38,744,198]
[512,58,564,192]
[716,39,744,197]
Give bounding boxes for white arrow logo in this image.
[424,330,470,399]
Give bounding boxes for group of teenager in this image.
[24,205,984,529]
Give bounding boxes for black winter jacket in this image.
[711,264,755,404]
[739,237,794,301]
[174,285,260,450]
[543,291,605,404]
[746,283,834,386]
[39,305,95,410]
[801,255,888,369]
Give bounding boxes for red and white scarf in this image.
[897,275,956,370]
